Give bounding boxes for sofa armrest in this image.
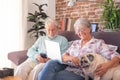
[8,50,28,65]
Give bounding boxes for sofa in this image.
[8,31,120,66]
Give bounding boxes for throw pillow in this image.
[68,41,73,48]
[107,44,118,51]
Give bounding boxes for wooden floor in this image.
[0,76,21,80]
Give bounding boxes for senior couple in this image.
[15,17,120,80]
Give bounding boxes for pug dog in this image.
[80,53,120,80]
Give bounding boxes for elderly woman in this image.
[14,17,68,80]
[37,18,120,80]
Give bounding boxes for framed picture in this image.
[91,23,98,32]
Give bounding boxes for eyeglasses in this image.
[75,27,87,33]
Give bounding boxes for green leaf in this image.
[99,0,120,30]
[27,3,48,39]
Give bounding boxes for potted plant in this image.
[99,0,120,31]
[27,3,48,39]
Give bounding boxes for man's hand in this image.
[37,54,45,63]
[37,54,50,63]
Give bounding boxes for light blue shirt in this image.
[27,35,68,61]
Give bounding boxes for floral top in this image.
[65,37,120,77]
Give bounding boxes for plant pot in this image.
[103,28,120,32]
[103,29,112,32]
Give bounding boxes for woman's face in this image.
[46,23,58,38]
[75,25,91,40]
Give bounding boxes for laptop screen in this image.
[45,40,62,62]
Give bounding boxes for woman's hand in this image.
[62,54,80,66]
[71,56,80,66]
[95,56,120,76]
[95,63,108,76]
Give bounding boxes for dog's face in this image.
[80,53,95,69]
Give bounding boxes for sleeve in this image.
[62,40,76,56]
[27,37,41,61]
[60,37,68,55]
[97,40,120,60]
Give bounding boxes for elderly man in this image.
[15,17,68,80]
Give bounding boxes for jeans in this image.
[37,60,85,80]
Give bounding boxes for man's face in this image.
[46,23,58,38]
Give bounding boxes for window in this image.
[0,0,23,68]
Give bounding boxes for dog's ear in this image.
[87,54,94,62]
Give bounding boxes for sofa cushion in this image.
[107,44,118,51]
[68,41,73,47]
[8,50,28,65]
[58,31,79,41]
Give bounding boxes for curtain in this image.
[0,0,26,68]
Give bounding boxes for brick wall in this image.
[56,0,103,26]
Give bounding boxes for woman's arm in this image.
[95,55,120,76]
[95,39,120,76]
[108,56,120,67]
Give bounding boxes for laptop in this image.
[45,40,77,67]
[45,40,62,62]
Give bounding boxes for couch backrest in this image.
[58,31,120,53]
[58,31,79,41]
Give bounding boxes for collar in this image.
[47,35,58,40]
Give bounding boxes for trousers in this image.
[15,58,45,80]
[38,60,85,80]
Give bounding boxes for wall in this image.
[25,0,42,49]
[25,0,104,49]
[22,0,28,50]
[56,0,103,26]
[25,0,55,49]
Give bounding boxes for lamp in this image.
[67,0,76,7]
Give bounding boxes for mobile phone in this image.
[40,53,47,58]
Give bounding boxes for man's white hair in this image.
[45,17,59,29]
